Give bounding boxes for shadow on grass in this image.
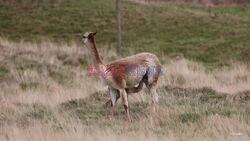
[59,90,150,124]
[57,86,250,126]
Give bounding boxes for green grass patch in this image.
[25,104,53,120]
[20,82,39,90]
[0,0,250,67]
[0,66,8,78]
[179,113,201,124]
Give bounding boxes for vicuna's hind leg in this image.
[149,86,159,112]
[145,74,160,112]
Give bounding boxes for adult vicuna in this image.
[82,32,161,121]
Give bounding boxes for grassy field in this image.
[0,0,250,140]
[0,0,250,67]
[0,38,249,141]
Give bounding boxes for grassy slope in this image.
[1,86,250,139]
[0,0,250,67]
[0,1,250,140]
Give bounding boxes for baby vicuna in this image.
[82,32,161,121]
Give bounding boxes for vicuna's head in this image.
[82,32,97,46]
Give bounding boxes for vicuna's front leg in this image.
[105,87,120,108]
[120,89,131,122]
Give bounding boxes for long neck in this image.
[85,36,110,85]
[87,36,103,65]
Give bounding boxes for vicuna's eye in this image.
[82,36,87,38]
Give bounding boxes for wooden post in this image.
[115,0,122,55]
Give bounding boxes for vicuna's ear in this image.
[93,31,97,36]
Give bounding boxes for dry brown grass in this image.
[160,58,250,94]
[0,38,249,141]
